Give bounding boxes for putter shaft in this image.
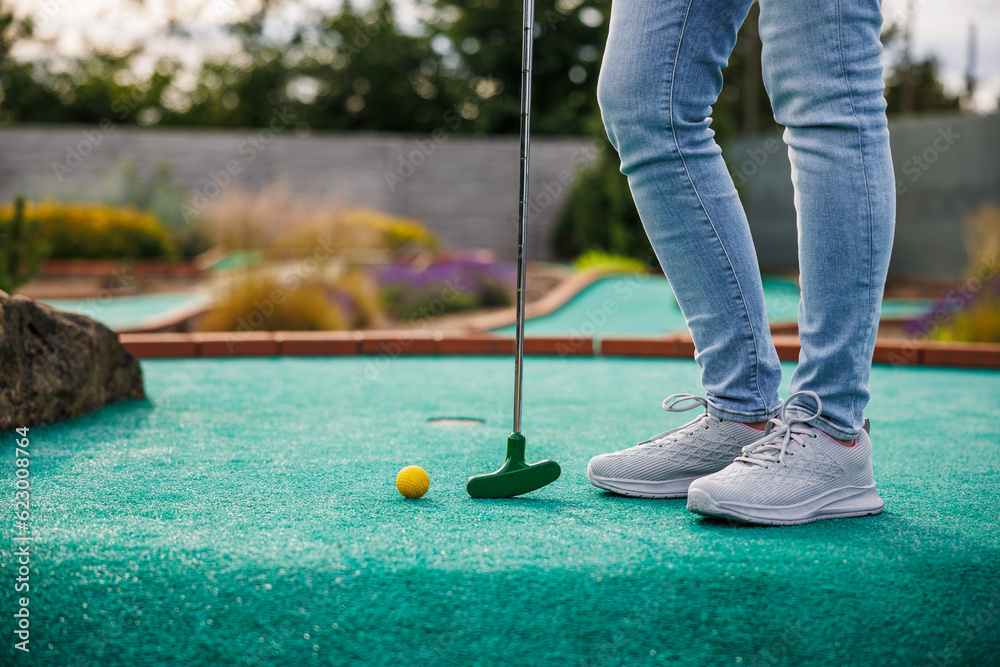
[465,0,560,499]
[513,0,535,434]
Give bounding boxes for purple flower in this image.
[904,272,1000,336]
[377,259,515,294]
[377,258,516,317]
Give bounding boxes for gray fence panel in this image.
[729,113,1000,278]
[0,127,598,260]
[3,114,996,275]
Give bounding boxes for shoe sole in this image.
[587,461,699,499]
[686,485,885,526]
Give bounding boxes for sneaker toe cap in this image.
[688,467,750,502]
[588,452,690,482]
[587,453,623,480]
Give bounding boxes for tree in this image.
[426,0,610,135]
[552,145,654,264]
[161,0,461,133]
[713,1,777,139]
[885,57,960,115]
[881,20,961,115]
[0,4,54,125]
[551,4,774,262]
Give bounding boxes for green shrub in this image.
[573,250,650,274]
[0,200,176,260]
[381,285,482,321]
[910,205,1000,343]
[355,209,439,255]
[112,160,213,258]
[0,196,47,293]
[930,294,1000,343]
[24,157,212,259]
[551,148,657,267]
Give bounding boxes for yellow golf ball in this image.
[396,465,430,499]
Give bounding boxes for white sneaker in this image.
[687,391,885,525]
[587,394,769,498]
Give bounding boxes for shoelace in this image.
[643,394,713,447]
[735,390,823,467]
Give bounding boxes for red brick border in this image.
[599,338,677,357]
[771,335,802,362]
[117,331,1000,369]
[921,342,1000,369]
[190,332,279,357]
[360,332,441,356]
[872,341,923,366]
[274,332,361,356]
[598,334,1000,369]
[523,336,594,356]
[438,334,514,355]
[119,333,199,359]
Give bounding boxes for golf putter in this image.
[467,0,561,498]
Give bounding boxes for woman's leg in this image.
[598,0,782,423]
[758,0,895,439]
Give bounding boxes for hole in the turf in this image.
[427,417,485,426]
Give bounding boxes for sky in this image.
[8,0,1000,112]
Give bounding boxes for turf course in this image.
[2,357,998,665]
[40,292,209,331]
[491,275,932,336]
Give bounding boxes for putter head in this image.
[467,433,561,498]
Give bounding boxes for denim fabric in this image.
[597,0,895,439]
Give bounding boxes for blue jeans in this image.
[598,0,895,439]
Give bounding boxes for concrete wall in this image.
[728,113,1000,278]
[0,126,601,260]
[2,113,996,275]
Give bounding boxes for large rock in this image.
[0,291,145,431]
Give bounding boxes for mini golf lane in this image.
[2,357,998,665]
[40,292,210,332]
[491,275,932,336]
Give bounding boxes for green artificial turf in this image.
[2,357,998,666]
[491,275,932,336]
[40,293,209,331]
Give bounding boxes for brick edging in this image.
[117,332,1000,369]
[118,331,594,358]
[599,335,1000,369]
